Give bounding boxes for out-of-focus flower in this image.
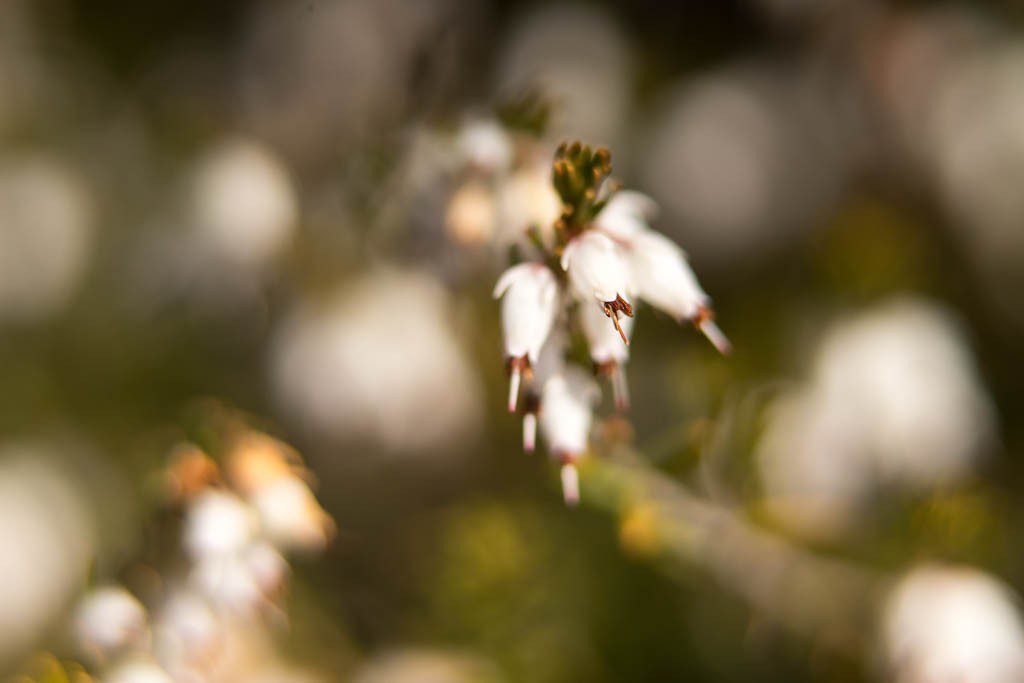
[0,448,95,665]
[445,179,496,246]
[103,657,174,683]
[494,161,563,248]
[758,298,996,536]
[353,648,499,683]
[540,367,600,505]
[152,589,222,680]
[250,476,335,553]
[456,120,513,174]
[494,263,560,412]
[0,155,93,322]
[224,432,305,497]
[238,0,446,165]
[188,138,297,272]
[641,65,846,265]
[922,40,1024,323]
[73,586,148,662]
[183,491,258,561]
[883,565,1024,683]
[164,444,220,503]
[496,4,632,149]
[188,562,255,615]
[271,270,483,456]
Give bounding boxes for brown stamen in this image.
[602,295,633,346]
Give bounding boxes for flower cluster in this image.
[68,424,334,682]
[490,142,729,505]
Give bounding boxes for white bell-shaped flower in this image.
[493,263,560,412]
[580,299,633,410]
[540,367,600,505]
[593,190,659,240]
[520,329,569,453]
[625,229,730,354]
[561,231,633,344]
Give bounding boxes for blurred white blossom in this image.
[250,476,335,553]
[104,657,174,683]
[641,65,846,265]
[494,161,563,248]
[0,155,93,322]
[883,566,1024,683]
[74,586,149,662]
[456,120,513,174]
[188,138,297,272]
[758,298,996,536]
[0,448,95,665]
[271,270,483,456]
[497,4,632,149]
[354,648,499,683]
[184,490,259,561]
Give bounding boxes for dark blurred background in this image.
[2,1,1024,681]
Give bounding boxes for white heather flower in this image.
[493,263,560,411]
[540,367,600,505]
[520,330,569,454]
[593,190,659,240]
[183,490,258,561]
[883,566,1024,683]
[561,230,633,345]
[561,231,631,304]
[579,298,633,410]
[74,585,148,660]
[625,229,730,354]
[456,120,513,173]
[250,475,334,552]
[626,230,705,318]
